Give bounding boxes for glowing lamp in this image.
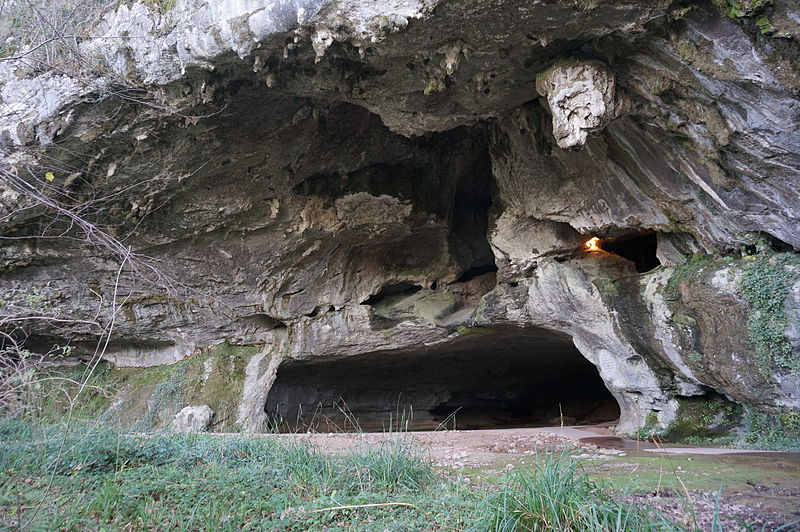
[584,237,602,252]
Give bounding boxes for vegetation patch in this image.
[734,406,800,452]
[662,253,714,306]
[711,0,771,18]
[662,398,800,452]
[592,277,620,298]
[662,249,800,377]
[686,350,703,364]
[30,343,260,431]
[475,452,682,531]
[637,411,661,439]
[0,421,467,530]
[738,252,800,374]
[144,0,177,12]
[670,313,697,328]
[755,14,778,35]
[663,396,743,443]
[0,421,757,531]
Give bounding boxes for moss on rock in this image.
[662,253,714,306]
[664,396,743,442]
[591,278,620,298]
[32,343,261,432]
[738,251,800,375]
[712,0,771,18]
[738,405,800,451]
[660,397,800,452]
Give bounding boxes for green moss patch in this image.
[670,313,697,328]
[711,0,771,18]
[664,396,743,443]
[738,252,800,374]
[662,253,714,306]
[662,250,800,376]
[592,277,620,298]
[736,406,800,451]
[659,397,800,452]
[31,343,261,432]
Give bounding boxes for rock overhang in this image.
[0,0,798,435]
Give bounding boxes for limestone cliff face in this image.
[1,0,798,435]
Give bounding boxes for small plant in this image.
[473,451,683,531]
[738,252,800,374]
[346,439,436,493]
[711,0,771,18]
[662,253,714,305]
[736,406,800,452]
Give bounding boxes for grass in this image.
[586,453,800,494]
[0,420,779,531]
[0,420,471,531]
[474,453,679,531]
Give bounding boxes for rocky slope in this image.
[1,0,798,436]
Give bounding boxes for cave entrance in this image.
[598,231,661,273]
[265,326,620,432]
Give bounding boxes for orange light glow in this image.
[584,237,602,252]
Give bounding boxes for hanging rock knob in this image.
[535,59,628,149]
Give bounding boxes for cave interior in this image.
[265,326,620,432]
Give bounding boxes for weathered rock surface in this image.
[173,404,215,433]
[535,59,627,149]
[1,0,798,436]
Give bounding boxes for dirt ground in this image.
[268,424,800,530]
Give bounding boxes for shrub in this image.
[0,0,120,72]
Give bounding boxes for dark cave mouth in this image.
[264,326,620,433]
[585,231,661,273]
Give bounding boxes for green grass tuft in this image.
[473,451,697,531]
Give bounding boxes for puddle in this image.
[580,436,658,451]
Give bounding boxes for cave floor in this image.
[228,424,800,529]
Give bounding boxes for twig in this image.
[0,166,173,291]
[20,256,128,530]
[311,502,418,513]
